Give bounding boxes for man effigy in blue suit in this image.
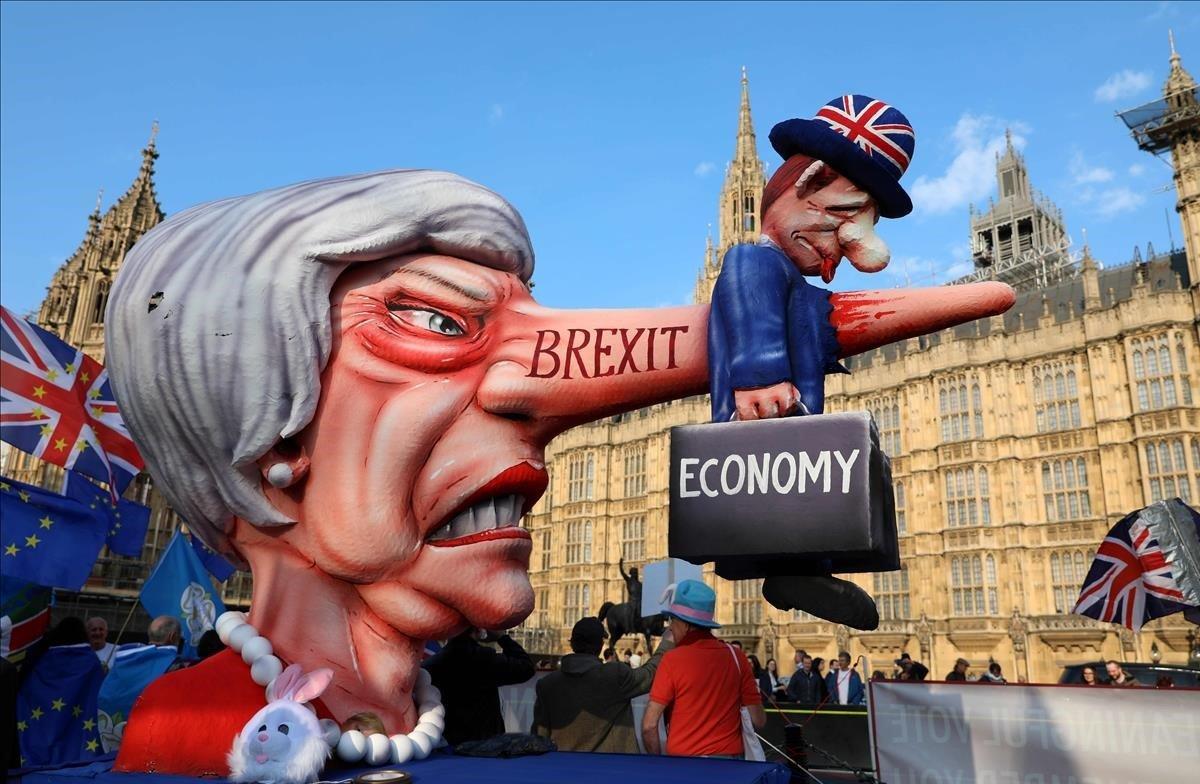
[707,94,916,629]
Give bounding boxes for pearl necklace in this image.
[215,611,446,766]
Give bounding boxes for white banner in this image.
[640,558,703,617]
[870,682,1200,784]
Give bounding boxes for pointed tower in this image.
[695,69,766,303]
[1120,32,1200,288]
[1164,32,1200,285]
[37,124,165,362]
[967,129,1070,290]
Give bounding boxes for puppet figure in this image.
[709,95,918,629]
[106,166,1010,776]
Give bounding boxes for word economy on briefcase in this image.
[668,412,898,576]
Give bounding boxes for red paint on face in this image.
[256,254,710,640]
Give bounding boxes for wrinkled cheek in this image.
[383,544,534,635]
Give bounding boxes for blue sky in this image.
[2,1,1196,317]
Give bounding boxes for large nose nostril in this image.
[494,411,533,423]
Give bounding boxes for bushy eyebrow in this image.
[385,266,491,303]
[828,195,871,210]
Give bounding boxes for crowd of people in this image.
[5,596,1186,769]
[3,612,230,770]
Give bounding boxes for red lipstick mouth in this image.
[426,461,548,547]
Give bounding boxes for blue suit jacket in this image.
[825,670,865,705]
[708,240,845,423]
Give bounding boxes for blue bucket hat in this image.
[662,579,721,629]
[768,94,916,219]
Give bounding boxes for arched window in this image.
[939,376,984,442]
[91,279,110,324]
[1145,439,1193,503]
[951,553,998,616]
[1042,458,1092,521]
[1132,333,1181,411]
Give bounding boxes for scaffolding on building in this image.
[1118,89,1200,156]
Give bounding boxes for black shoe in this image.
[762,575,880,631]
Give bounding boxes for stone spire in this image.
[716,69,766,251]
[36,125,165,359]
[695,71,767,304]
[1165,30,1197,102]
[1080,232,1102,311]
[733,66,757,168]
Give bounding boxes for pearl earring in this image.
[266,463,294,488]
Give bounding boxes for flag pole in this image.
[106,598,140,669]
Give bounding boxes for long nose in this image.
[478,301,710,439]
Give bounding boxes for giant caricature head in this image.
[106,170,708,645]
[761,94,917,284]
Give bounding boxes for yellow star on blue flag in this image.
[16,645,104,765]
[0,475,108,590]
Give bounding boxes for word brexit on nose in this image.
[527,326,689,379]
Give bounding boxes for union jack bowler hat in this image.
[769,94,916,219]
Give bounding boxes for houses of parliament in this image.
[6,43,1200,683]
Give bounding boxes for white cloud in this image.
[694,161,716,177]
[488,104,504,124]
[946,261,975,279]
[1069,151,1114,185]
[1093,186,1146,218]
[1093,70,1152,103]
[1145,1,1178,21]
[1129,163,1146,177]
[909,114,1028,215]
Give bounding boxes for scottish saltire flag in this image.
[0,476,108,590]
[1074,499,1200,631]
[97,644,177,752]
[0,306,144,499]
[140,530,226,657]
[62,470,151,557]
[188,529,237,582]
[16,643,104,766]
[1,575,52,662]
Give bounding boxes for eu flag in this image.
[140,531,226,657]
[62,470,151,557]
[17,643,104,765]
[0,476,107,590]
[188,530,237,582]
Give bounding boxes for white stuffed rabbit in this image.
[228,664,334,784]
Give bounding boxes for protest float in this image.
[3,69,1198,784]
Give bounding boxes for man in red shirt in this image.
[642,579,765,757]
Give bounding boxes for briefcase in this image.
[668,411,898,578]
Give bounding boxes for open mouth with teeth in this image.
[427,461,549,547]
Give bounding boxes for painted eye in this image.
[277,724,290,735]
[257,724,267,733]
[388,306,466,337]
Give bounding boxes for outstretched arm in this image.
[642,700,666,755]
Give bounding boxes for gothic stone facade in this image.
[521,60,1200,683]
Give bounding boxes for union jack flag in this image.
[1073,501,1199,631]
[814,95,915,177]
[0,306,143,500]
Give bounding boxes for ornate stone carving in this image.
[915,612,933,662]
[1008,608,1028,654]
[835,624,850,653]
